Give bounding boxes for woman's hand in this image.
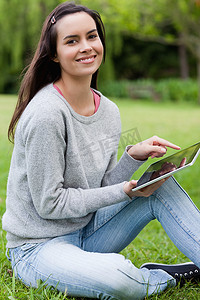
[128,136,180,161]
[150,162,177,180]
[123,178,169,198]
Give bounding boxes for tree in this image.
[110,0,200,103]
[168,0,200,103]
[0,0,58,92]
[0,0,199,100]
[82,0,200,103]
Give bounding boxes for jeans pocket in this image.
[10,243,38,267]
[21,243,38,251]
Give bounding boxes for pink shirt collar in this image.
[53,84,100,113]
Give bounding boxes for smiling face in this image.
[54,12,104,82]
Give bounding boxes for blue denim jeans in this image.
[9,177,200,299]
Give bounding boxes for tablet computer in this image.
[132,141,200,191]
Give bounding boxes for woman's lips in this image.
[76,55,96,63]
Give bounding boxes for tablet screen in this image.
[136,142,200,188]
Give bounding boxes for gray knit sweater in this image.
[2,84,144,248]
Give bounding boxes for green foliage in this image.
[1,0,199,96]
[0,0,60,93]
[155,78,198,102]
[99,80,129,98]
[99,78,199,103]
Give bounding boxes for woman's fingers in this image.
[151,136,180,150]
[124,177,170,199]
[128,136,180,161]
[123,180,137,197]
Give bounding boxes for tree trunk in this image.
[179,43,189,79]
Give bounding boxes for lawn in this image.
[0,95,200,299]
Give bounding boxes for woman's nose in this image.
[79,41,93,53]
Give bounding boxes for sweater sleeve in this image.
[101,146,145,186]
[22,115,130,220]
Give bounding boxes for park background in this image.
[0,0,200,299]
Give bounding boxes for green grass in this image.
[0,95,200,299]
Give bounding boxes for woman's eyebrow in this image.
[87,29,97,35]
[63,29,97,40]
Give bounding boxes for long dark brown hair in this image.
[8,1,106,142]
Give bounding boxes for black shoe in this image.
[141,262,200,287]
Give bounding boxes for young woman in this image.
[2,2,200,299]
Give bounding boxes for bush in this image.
[98,80,130,98]
[99,78,198,103]
[155,79,198,102]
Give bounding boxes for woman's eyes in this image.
[66,39,77,45]
[88,34,98,39]
[66,34,98,45]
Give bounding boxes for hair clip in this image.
[51,16,56,24]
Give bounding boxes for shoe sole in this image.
[141,262,194,268]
